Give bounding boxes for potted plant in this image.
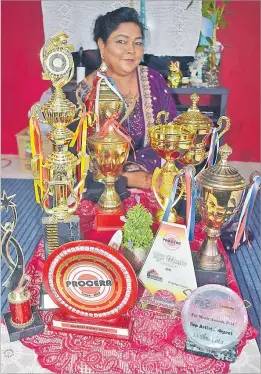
[187,0,230,86]
[122,203,154,273]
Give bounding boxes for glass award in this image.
[182,284,248,362]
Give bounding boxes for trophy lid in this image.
[88,124,130,145]
[196,144,247,190]
[96,79,124,120]
[173,93,214,132]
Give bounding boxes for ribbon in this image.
[29,116,44,203]
[185,168,196,241]
[233,174,261,251]
[207,128,218,167]
[70,111,95,195]
[98,113,136,157]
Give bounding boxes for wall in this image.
[1,1,50,155]
[219,0,260,162]
[1,0,260,161]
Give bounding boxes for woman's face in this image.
[98,22,144,76]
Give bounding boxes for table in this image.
[1,189,259,373]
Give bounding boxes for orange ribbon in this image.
[98,113,136,157]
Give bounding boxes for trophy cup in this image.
[194,144,254,286]
[29,32,92,309]
[87,117,131,230]
[174,93,230,168]
[149,111,195,223]
[1,191,44,341]
[83,72,137,204]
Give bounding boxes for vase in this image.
[122,246,147,273]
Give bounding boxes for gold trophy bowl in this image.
[87,125,130,213]
[173,93,230,167]
[195,144,248,282]
[149,111,195,223]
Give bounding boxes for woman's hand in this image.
[122,171,152,190]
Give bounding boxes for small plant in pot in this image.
[122,203,154,273]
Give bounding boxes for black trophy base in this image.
[3,306,44,342]
[42,215,82,258]
[39,284,58,311]
[192,252,227,287]
[185,339,237,363]
[83,172,130,203]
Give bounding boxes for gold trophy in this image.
[173,93,230,168]
[89,77,125,183]
[149,111,195,223]
[194,144,256,286]
[29,32,92,309]
[87,118,131,230]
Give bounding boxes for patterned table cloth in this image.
[2,190,258,373]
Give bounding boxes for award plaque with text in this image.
[43,240,137,339]
[139,222,197,315]
[182,284,248,362]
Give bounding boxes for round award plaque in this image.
[43,241,138,319]
[43,48,73,79]
[182,284,248,351]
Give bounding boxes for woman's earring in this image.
[100,56,108,73]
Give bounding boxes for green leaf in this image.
[219,19,228,29]
[186,0,194,10]
[196,45,207,52]
[206,37,213,46]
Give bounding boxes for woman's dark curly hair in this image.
[93,7,145,44]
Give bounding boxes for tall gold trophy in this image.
[194,144,256,286]
[29,32,92,309]
[87,116,131,230]
[149,111,195,223]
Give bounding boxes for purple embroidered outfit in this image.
[79,66,177,173]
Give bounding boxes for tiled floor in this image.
[1,154,260,180]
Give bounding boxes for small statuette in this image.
[167,61,183,88]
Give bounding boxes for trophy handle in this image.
[216,116,231,142]
[156,110,169,125]
[201,133,212,162]
[249,171,261,186]
[151,167,163,209]
[152,167,184,211]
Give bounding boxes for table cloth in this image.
[5,190,259,373]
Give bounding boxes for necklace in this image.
[123,90,139,108]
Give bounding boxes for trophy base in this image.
[50,310,133,340]
[95,207,125,231]
[42,215,81,258]
[192,252,227,286]
[39,284,58,311]
[185,339,237,363]
[3,306,44,342]
[154,208,185,225]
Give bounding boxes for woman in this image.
[77,7,177,190]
